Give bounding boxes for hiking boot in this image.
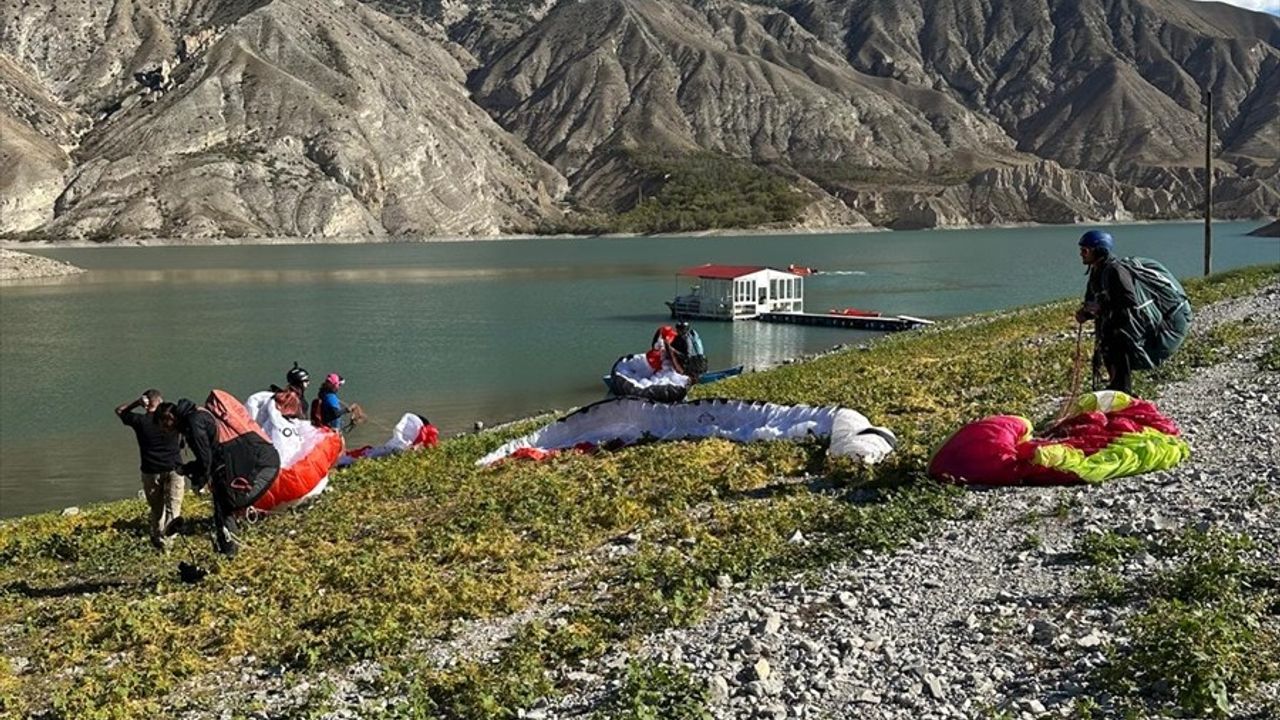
[163,516,185,537]
[213,516,240,558]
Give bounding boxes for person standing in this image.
[115,389,184,550]
[1074,230,1140,394]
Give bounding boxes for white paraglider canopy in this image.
[478,397,896,465]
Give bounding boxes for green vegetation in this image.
[1080,525,1280,712]
[1074,528,1280,717]
[544,150,809,235]
[0,265,1275,718]
[1075,530,1145,567]
[797,160,971,189]
[603,661,711,720]
[1260,335,1280,372]
[615,152,808,234]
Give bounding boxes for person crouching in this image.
[311,373,364,430]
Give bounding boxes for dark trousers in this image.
[1103,341,1133,395]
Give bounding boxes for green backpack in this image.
[1114,257,1192,370]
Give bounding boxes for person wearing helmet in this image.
[648,324,684,374]
[271,362,310,419]
[310,372,364,430]
[1074,230,1139,393]
[670,321,708,381]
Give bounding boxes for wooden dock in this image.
[757,312,933,332]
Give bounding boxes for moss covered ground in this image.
[0,264,1275,719]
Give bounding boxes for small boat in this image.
[603,365,744,394]
[787,264,818,276]
[827,307,882,317]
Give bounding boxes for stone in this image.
[925,673,945,700]
[759,611,783,636]
[752,658,773,682]
[857,689,882,704]
[1030,619,1060,644]
[709,675,731,701]
[1075,632,1102,648]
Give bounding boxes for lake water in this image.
[1,222,1275,517]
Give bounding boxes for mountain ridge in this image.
[1,0,1277,240]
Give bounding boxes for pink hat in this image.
[325,373,344,387]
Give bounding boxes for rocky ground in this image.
[0,248,83,280]
[538,283,1280,720]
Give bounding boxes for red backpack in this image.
[204,390,271,445]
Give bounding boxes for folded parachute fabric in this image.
[337,413,439,467]
[609,353,692,403]
[477,397,898,466]
[244,391,345,512]
[927,391,1188,486]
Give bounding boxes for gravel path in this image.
[0,248,84,280]
[543,282,1280,720]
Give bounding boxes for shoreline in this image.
[0,267,1275,719]
[1,217,1272,250]
[0,248,86,280]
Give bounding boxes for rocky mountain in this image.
[0,0,565,238]
[0,0,1277,240]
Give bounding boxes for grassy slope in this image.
[0,265,1276,719]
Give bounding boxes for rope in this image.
[356,415,398,434]
[1051,322,1087,429]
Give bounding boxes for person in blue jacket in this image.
[311,373,364,430]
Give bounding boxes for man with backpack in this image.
[1074,230,1192,394]
[174,391,281,557]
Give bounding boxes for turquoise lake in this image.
[0,222,1275,517]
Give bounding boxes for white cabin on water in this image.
[667,264,804,320]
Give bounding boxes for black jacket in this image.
[175,399,216,484]
[1084,255,1138,340]
[175,397,280,509]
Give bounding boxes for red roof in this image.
[678,264,770,279]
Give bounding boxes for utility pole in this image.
[1204,89,1213,276]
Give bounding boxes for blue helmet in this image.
[1078,230,1114,253]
